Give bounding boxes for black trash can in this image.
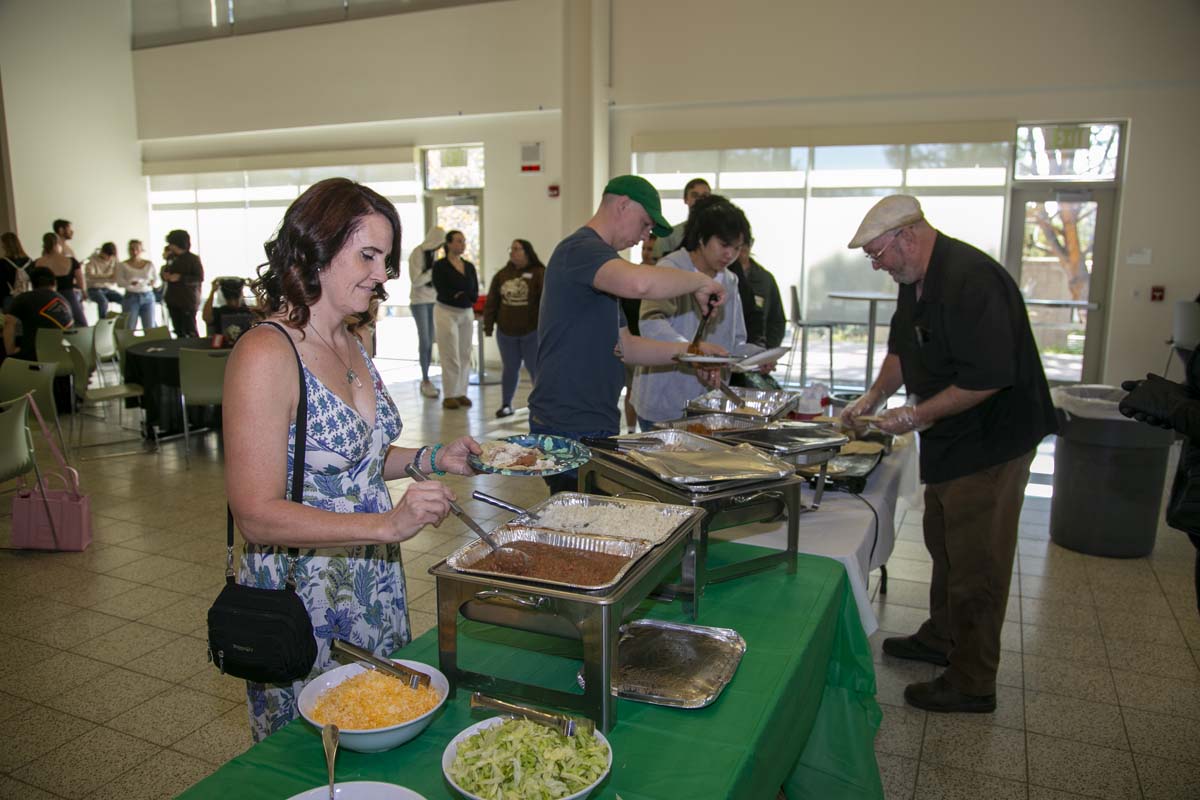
[1050,386,1176,558]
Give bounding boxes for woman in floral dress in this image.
[224,178,481,741]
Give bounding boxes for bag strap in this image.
[24,391,75,481]
[226,321,307,588]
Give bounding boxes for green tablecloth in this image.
[178,543,883,799]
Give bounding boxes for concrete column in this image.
[560,0,611,234]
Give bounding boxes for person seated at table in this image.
[83,242,123,319]
[632,195,766,430]
[224,176,482,742]
[202,276,254,342]
[2,266,74,361]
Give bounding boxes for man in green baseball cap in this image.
[528,174,729,493]
[601,174,675,239]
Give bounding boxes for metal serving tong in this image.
[330,638,431,689]
[688,295,720,354]
[579,435,664,453]
[717,379,753,411]
[472,490,537,521]
[470,692,595,737]
[405,463,531,569]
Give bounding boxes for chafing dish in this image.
[430,493,706,733]
[655,413,764,434]
[577,448,806,597]
[709,422,848,466]
[685,387,799,423]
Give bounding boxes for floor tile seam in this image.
[910,759,1031,793]
[0,773,71,799]
[1100,636,1200,685]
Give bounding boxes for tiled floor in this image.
[2,360,1198,799]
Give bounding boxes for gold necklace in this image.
[310,324,363,388]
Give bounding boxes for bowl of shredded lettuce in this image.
[442,716,612,800]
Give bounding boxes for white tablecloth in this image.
[711,436,920,635]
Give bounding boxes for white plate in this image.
[674,353,737,365]
[442,716,612,800]
[287,782,427,800]
[732,346,791,370]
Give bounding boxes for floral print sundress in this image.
[239,334,406,742]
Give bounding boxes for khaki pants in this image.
[914,450,1035,696]
[434,303,474,399]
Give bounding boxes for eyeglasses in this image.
[863,229,903,263]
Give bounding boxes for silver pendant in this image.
[346,368,363,388]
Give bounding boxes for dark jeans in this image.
[914,450,1035,696]
[86,287,123,319]
[65,288,88,327]
[411,302,435,381]
[168,305,199,338]
[496,330,539,406]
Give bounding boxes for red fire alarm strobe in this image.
[1151,286,1165,302]
[548,184,560,198]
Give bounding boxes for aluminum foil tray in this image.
[713,422,849,456]
[445,526,653,591]
[797,451,883,480]
[509,491,704,547]
[685,388,799,422]
[654,414,764,434]
[577,619,746,708]
[625,440,794,486]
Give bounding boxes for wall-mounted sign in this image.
[521,142,543,173]
[1044,125,1091,151]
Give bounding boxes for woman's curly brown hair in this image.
[252,177,401,334]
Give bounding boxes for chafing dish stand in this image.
[578,451,804,596]
[431,509,703,733]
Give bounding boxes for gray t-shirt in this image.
[528,227,626,435]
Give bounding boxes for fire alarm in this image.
[1151,286,1165,302]
[548,184,560,198]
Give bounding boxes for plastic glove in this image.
[841,389,883,428]
[877,405,929,435]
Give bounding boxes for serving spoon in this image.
[405,463,531,571]
[322,724,338,800]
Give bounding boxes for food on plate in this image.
[532,502,688,544]
[310,669,441,730]
[480,440,557,471]
[448,718,609,800]
[840,440,886,455]
[473,541,631,584]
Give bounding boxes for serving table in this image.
[176,544,883,800]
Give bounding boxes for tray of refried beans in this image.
[444,492,703,591]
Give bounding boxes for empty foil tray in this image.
[577,619,746,708]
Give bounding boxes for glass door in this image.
[1004,186,1115,384]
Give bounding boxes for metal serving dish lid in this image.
[712,421,849,455]
[512,491,703,546]
[685,388,799,421]
[445,526,652,591]
[622,433,794,485]
[577,619,746,708]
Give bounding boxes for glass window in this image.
[196,172,246,204]
[736,197,805,293]
[424,146,485,190]
[149,174,197,205]
[1015,124,1120,181]
[719,147,807,190]
[810,145,903,188]
[905,142,1009,187]
[634,150,718,193]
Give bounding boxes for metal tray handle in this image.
[472,588,550,610]
[731,490,784,505]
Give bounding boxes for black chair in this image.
[783,285,835,388]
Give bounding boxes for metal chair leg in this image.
[828,324,835,390]
[181,393,191,467]
[800,326,810,387]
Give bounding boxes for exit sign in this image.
[1045,126,1091,151]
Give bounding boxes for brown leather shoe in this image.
[904,675,996,713]
[456,395,472,407]
[442,397,460,409]
[882,635,950,666]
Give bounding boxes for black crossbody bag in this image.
[207,323,318,683]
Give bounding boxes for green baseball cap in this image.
[603,175,674,238]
